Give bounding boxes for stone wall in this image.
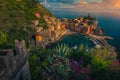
[0,40,31,80]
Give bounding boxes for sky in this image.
[40,0,120,13]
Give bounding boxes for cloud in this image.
[40,0,76,9]
[73,0,120,11]
[39,0,80,4]
[103,0,120,8]
[40,0,120,13]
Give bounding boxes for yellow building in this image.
[80,17,84,21]
[56,22,61,30]
[36,35,43,42]
[50,25,55,31]
[47,21,51,25]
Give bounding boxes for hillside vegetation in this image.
[29,45,120,80]
[0,0,53,49]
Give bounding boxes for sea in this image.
[40,2,120,53]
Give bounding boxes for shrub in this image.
[109,60,120,80]
[29,45,72,80]
[0,32,7,45]
[70,58,91,80]
[91,57,110,80]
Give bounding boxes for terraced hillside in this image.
[0,0,53,49]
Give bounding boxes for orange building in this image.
[35,13,40,18]
[36,35,43,42]
[61,24,66,29]
[86,26,91,34]
[83,26,93,34]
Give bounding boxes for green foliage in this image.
[54,44,71,58]
[44,54,71,80]
[29,46,49,80]
[0,0,54,49]
[6,28,29,48]
[0,32,11,49]
[0,32,7,45]
[29,44,119,80]
[70,51,92,66]
[29,45,71,80]
[89,47,115,60]
[91,57,110,80]
[78,44,84,51]
[109,60,120,80]
[29,54,40,80]
[39,18,48,29]
[70,44,92,67]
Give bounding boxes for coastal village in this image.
[30,13,104,48]
[30,13,70,47]
[29,12,116,56]
[67,14,103,35]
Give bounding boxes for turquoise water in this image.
[50,34,94,48]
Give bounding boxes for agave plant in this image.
[29,45,72,80]
[54,44,71,58]
[40,53,71,80]
[40,44,72,80]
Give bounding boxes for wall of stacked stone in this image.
[0,40,31,80]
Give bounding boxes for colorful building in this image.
[36,34,43,42]
[35,13,40,18]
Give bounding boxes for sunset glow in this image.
[41,0,120,10]
[103,0,120,8]
[114,1,120,8]
[1,1,120,80]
